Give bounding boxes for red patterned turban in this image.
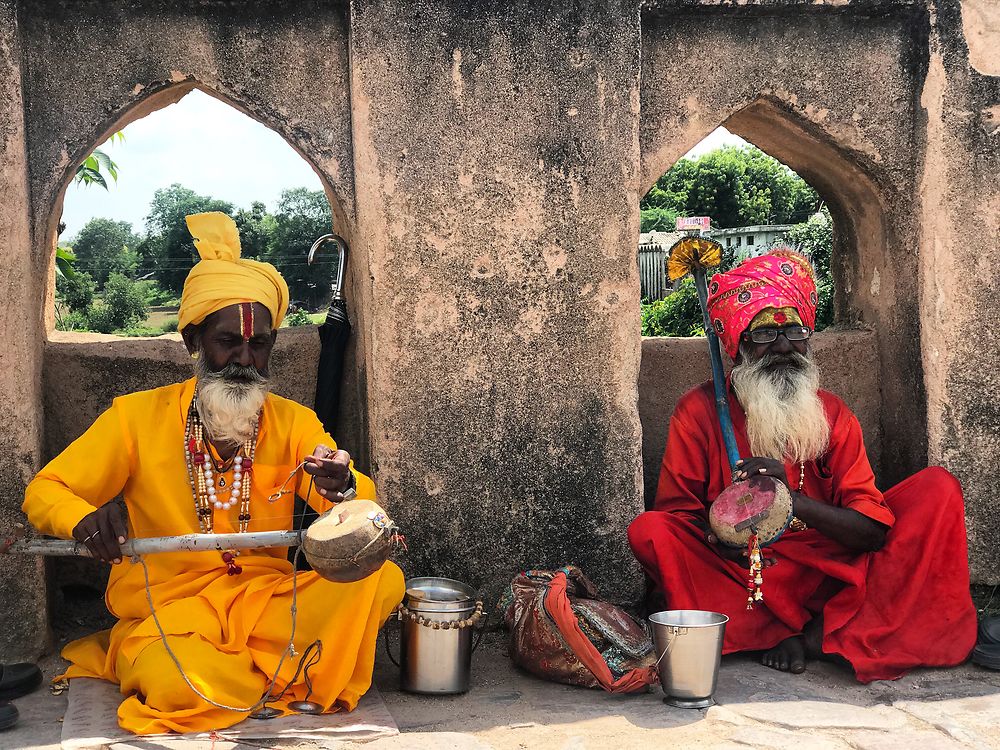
[705,248,818,360]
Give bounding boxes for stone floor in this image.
[6,631,1000,750]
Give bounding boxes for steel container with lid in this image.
[399,576,482,694]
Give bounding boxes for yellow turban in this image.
[178,212,289,332]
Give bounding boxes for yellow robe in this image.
[23,378,404,735]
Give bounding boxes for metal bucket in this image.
[649,610,729,708]
[399,576,482,694]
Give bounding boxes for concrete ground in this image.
[5,631,1000,750]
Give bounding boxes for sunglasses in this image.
[743,325,813,345]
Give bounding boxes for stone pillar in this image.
[0,1,49,659]
[919,0,1000,583]
[350,0,645,600]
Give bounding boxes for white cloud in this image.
[60,89,324,239]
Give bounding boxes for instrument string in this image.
[139,544,311,714]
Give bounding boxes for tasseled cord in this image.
[746,532,764,610]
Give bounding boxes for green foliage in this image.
[641,278,707,337]
[142,184,234,294]
[55,309,91,332]
[56,269,97,313]
[70,218,141,286]
[85,273,147,333]
[784,207,834,330]
[160,317,179,333]
[640,207,679,233]
[641,145,819,229]
[74,147,120,190]
[286,308,312,327]
[55,245,77,279]
[137,279,180,307]
[235,201,276,260]
[264,188,335,308]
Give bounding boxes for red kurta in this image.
[629,381,977,682]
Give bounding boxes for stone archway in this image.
[36,81,375,637]
[639,97,924,489]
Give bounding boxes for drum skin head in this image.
[708,476,793,548]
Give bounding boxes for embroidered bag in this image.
[501,566,656,692]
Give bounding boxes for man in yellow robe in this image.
[23,212,404,735]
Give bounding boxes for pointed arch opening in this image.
[638,97,922,506]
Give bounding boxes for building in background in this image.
[711,224,794,261]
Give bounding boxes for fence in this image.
[638,244,669,301]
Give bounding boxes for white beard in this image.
[730,346,830,463]
[194,353,269,447]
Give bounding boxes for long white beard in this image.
[194,354,269,447]
[730,346,830,463]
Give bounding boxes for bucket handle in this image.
[652,626,689,672]
[382,601,489,668]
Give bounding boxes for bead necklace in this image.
[184,397,258,575]
[788,460,809,532]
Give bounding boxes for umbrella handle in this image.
[308,234,349,300]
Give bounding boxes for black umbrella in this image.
[308,233,350,435]
[290,234,349,569]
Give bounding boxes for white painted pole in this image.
[10,529,305,558]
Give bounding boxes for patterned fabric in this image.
[706,248,818,359]
[749,306,802,331]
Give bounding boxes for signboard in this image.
[676,216,711,232]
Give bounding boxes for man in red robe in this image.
[628,249,977,681]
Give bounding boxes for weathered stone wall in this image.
[2,0,999,657]
[919,0,1000,583]
[349,0,646,603]
[640,3,929,489]
[0,0,48,661]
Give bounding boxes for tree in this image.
[234,201,276,260]
[640,206,678,233]
[56,270,97,313]
[86,272,147,333]
[69,218,140,287]
[265,188,334,309]
[142,184,234,294]
[784,207,834,330]
[641,145,820,229]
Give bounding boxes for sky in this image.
[60,90,324,239]
[60,89,749,239]
[683,127,750,159]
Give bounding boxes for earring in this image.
[191,352,200,360]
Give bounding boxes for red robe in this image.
[628,381,977,682]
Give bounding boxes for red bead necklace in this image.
[183,398,258,575]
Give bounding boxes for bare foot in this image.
[762,635,806,673]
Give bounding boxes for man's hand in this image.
[302,445,355,501]
[735,457,789,488]
[704,530,777,570]
[72,501,128,564]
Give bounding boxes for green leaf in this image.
[93,149,119,182]
[55,245,77,279]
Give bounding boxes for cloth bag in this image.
[501,566,657,692]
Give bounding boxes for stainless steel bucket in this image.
[399,576,481,694]
[649,609,729,708]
